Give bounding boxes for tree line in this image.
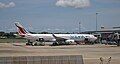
[0,32,17,38]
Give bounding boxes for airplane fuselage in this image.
[24,34,97,42]
[15,22,97,45]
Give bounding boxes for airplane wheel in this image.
[33,42,45,46]
[34,43,37,46]
[26,43,29,45]
[26,43,32,45]
[26,42,33,46]
[52,42,59,46]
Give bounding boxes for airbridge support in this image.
[0,55,84,64]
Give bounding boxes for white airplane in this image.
[15,22,97,46]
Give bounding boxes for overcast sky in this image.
[0,0,120,33]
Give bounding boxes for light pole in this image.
[79,22,81,33]
[96,12,98,31]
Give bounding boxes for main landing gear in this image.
[26,38,45,46]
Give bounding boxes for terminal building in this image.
[82,27,120,45]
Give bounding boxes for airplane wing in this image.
[52,34,75,45]
[52,34,67,42]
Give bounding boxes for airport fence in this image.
[0,55,84,64]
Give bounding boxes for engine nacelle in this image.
[52,39,56,41]
[65,40,75,43]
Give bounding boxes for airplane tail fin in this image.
[15,22,29,36]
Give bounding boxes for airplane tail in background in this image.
[15,22,29,36]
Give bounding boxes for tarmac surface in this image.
[0,43,120,64]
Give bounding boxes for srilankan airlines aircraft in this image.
[15,22,97,46]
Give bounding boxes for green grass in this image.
[0,38,26,43]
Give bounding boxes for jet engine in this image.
[65,40,75,44]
